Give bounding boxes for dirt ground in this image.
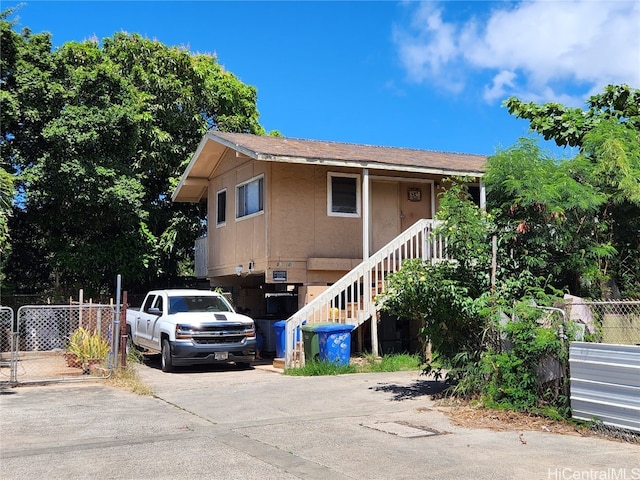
[439,404,581,435]
[436,401,640,444]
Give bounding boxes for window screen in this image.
[237,176,264,218]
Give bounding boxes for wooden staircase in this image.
[281,219,446,368]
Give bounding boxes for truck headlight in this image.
[175,324,194,339]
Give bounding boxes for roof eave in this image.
[206,131,260,160]
[173,132,485,203]
[255,154,485,178]
[171,135,212,202]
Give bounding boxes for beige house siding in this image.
[206,154,460,284]
[269,163,364,260]
[266,163,364,284]
[174,132,486,338]
[208,152,267,278]
[208,157,448,285]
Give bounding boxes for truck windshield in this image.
[168,296,233,314]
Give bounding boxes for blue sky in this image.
[4,1,640,157]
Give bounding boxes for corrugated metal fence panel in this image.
[569,342,640,433]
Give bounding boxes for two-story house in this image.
[173,131,486,362]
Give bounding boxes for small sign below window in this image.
[407,188,422,202]
[272,270,287,282]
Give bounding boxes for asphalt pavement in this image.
[1,360,638,480]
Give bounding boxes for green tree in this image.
[500,85,640,297]
[0,9,21,281]
[379,184,571,414]
[0,167,14,258]
[571,119,640,297]
[1,12,263,296]
[378,182,497,380]
[484,139,611,296]
[504,84,639,148]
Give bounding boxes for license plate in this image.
[214,352,228,360]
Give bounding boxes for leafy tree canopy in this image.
[503,84,639,148]
[1,10,264,296]
[498,85,639,297]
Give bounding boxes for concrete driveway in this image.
[1,360,638,480]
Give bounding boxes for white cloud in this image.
[394,0,640,104]
[394,3,464,92]
[484,70,517,102]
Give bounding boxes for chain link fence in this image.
[0,304,116,386]
[0,307,16,383]
[565,300,640,345]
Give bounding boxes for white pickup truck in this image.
[126,289,256,372]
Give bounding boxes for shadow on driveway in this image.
[371,379,448,401]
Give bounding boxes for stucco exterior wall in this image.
[207,152,267,278]
[269,163,363,260]
[207,156,446,285]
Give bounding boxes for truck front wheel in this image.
[126,327,138,356]
[161,338,174,373]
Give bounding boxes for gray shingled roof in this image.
[209,131,486,176]
[173,131,487,202]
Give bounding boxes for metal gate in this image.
[0,304,116,386]
[0,306,16,384]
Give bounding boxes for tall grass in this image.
[106,350,155,396]
[366,353,422,372]
[284,353,422,376]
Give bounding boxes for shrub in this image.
[67,327,110,364]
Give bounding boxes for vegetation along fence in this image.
[567,300,640,434]
[0,304,117,386]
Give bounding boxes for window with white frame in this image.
[216,189,226,226]
[236,175,264,219]
[327,172,360,217]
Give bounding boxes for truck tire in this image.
[126,327,144,356]
[161,338,174,373]
[126,331,133,356]
[126,327,136,356]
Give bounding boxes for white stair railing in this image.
[284,219,445,368]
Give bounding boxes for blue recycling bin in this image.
[316,324,355,366]
[273,320,287,358]
[273,320,304,358]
